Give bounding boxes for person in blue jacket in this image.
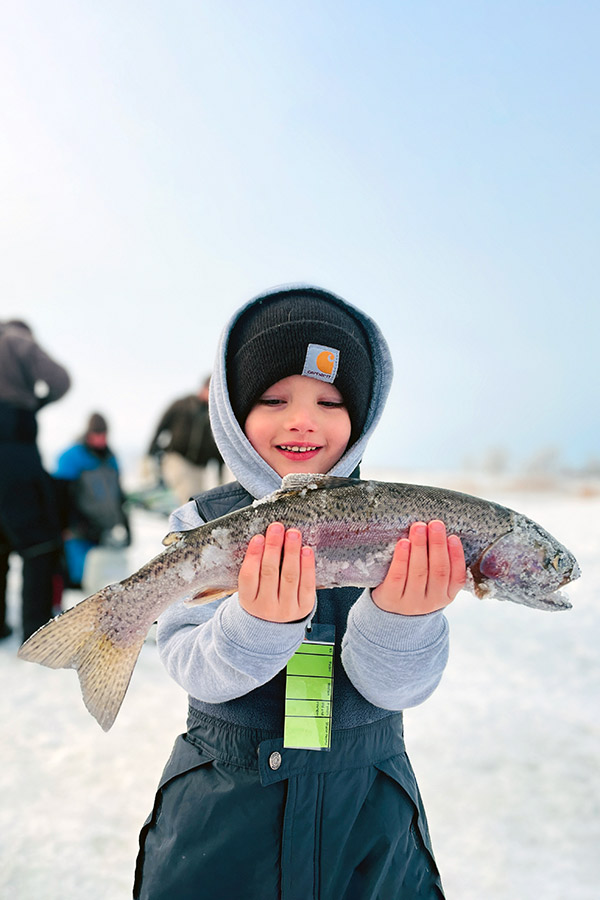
[55,413,130,589]
[134,286,466,900]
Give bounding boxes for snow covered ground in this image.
[1,478,598,899]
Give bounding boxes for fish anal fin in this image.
[184,587,234,606]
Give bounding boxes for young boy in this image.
[134,286,465,900]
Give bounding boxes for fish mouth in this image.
[469,564,576,611]
[563,559,582,584]
[495,584,574,611]
[535,588,573,611]
[536,555,580,610]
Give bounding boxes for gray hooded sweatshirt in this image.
[156,285,449,729]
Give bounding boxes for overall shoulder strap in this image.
[192,481,254,523]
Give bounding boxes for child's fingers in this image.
[386,538,411,593]
[280,532,316,619]
[298,545,317,615]
[447,534,466,599]
[278,528,303,610]
[370,537,410,611]
[425,520,451,596]
[257,522,285,591]
[404,522,428,596]
[237,533,265,603]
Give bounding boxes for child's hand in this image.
[371,521,466,615]
[238,522,316,622]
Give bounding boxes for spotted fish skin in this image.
[18,474,580,730]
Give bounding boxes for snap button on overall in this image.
[268,751,282,771]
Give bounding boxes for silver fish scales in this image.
[18,474,580,730]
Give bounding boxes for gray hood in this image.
[209,284,393,499]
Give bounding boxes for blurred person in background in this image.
[54,413,131,590]
[147,375,226,504]
[0,319,70,641]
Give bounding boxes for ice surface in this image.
[1,489,599,899]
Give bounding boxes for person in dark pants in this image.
[0,320,70,641]
[134,287,465,899]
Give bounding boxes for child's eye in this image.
[319,401,345,409]
[258,398,285,406]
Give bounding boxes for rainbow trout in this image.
[18,474,580,730]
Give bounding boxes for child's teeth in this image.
[281,445,317,452]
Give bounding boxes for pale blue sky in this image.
[2,1,598,475]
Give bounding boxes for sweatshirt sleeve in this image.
[341,589,449,710]
[156,593,312,702]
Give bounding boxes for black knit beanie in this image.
[227,287,373,444]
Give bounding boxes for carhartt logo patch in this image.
[302,344,339,383]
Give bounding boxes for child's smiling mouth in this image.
[276,443,322,459]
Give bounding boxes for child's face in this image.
[244,375,352,478]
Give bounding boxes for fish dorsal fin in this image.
[280,473,354,491]
[253,474,356,508]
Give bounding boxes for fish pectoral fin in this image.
[162,531,183,546]
[473,580,490,599]
[468,567,492,600]
[184,587,234,606]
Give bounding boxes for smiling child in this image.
[134,285,464,900]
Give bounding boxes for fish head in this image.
[473,520,581,611]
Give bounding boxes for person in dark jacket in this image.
[134,287,466,900]
[54,413,130,589]
[148,376,225,504]
[0,319,70,641]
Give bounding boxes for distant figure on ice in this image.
[0,319,70,641]
[147,376,226,504]
[54,413,130,590]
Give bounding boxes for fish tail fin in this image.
[17,588,145,731]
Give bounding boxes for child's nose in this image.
[285,404,315,431]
